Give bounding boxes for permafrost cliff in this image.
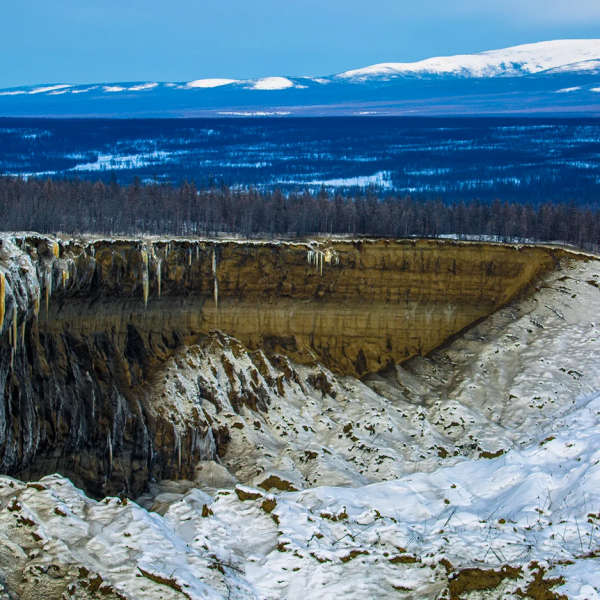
[0,235,569,497]
[1,234,600,599]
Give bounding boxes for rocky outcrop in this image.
[0,234,585,497]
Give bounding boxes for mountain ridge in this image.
[2,39,600,116]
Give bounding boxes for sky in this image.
[2,0,600,88]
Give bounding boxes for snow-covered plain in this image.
[2,255,600,598]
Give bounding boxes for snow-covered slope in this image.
[2,255,600,599]
[338,39,600,81]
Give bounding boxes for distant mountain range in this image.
[2,40,600,117]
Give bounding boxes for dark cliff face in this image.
[0,235,581,497]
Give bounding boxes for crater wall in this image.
[0,235,580,496]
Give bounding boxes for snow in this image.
[2,239,600,598]
[0,85,72,96]
[71,86,98,94]
[185,79,238,89]
[218,111,291,116]
[28,84,73,94]
[555,86,583,93]
[70,151,186,171]
[546,58,600,74]
[338,39,600,81]
[128,82,159,91]
[246,77,296,90]
[4,39,600,101]
[292,171,393,188]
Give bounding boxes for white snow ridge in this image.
[246,77,296,90]
[338,39,600,80]
[3,39,600,100]
[185,78,239,89]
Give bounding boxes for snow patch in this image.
[247,77,296,90]
[294,171,393,188]
[70,151,186,171]
[555,86,583,93]
[185,78,238,89]
[71,86,98,94]
[218,111,291,116]
[128,83,159,91]
[28,84,72,94]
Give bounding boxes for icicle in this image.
[62,268,69,288]
[212,249,219,309]
[52,241,60,259]
[0,273,5,332]
[12,305,17,350]
[21,322,25,347]
[176,433,182,470]
[33,291,40,320]
[45,267,52,315]
[157,259,162,299]
[142,270,149,307]
[141,249,149,306]
[108,430,113,470]
[188,249,192,266]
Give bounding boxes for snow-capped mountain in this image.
[2,40,600,116]
[337,39,600,80]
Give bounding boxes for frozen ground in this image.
[1,257,600,598]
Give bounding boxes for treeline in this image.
[0,176,599,250]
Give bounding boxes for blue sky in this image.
[3,0,600,87]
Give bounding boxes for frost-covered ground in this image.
[2,258,600,598]
[4,118,600,202]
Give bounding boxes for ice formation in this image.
[0,272,4,332]
[141,248,149,306]
[213,248,219,308]
[44,267,52,315]
[307,246,339,275]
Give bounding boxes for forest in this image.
[3,117,600,204]
[0,175,599,250]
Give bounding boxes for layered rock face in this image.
[42,237,566,376]
[0,235,578,497]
